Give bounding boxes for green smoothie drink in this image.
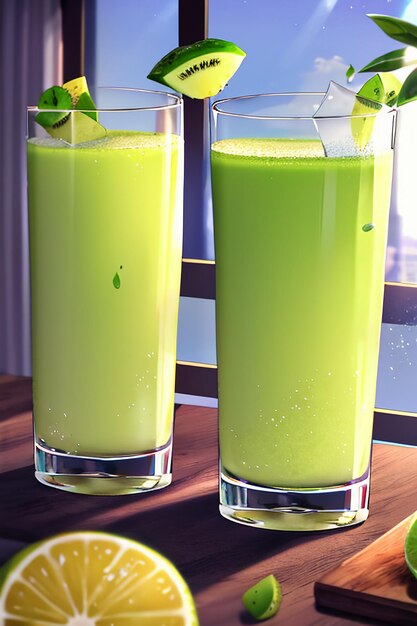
[27,88,183,495]
[213,138,391,486]
[212,94,395,530]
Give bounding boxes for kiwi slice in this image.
[63,76,98,121]
[74,92,98,121]
[46,111,106,144]
[63,76,90,103]
[242,574,282,621]
[35,86,72,128]
[148,38,246,99]
[35,78,106,145]
[351,72,400,149]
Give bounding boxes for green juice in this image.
[212,138,392,489]
[27,131,183,456]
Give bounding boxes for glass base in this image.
[35,440,172,496]
[220,465,369,531]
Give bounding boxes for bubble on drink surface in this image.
[211,137,325,159]
[313,81,388,157]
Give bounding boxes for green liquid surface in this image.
[27,131,183,456]
[211,138,393,489]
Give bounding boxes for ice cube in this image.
[313,81,387,156]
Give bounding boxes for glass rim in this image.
[212,92,396,121]
[27,86,183,114]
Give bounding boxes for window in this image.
[71,0,417,441]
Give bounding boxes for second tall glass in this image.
[211,93,395,530]
[27,88,183,495]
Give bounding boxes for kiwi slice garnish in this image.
[351,72,400,149]
[75,91,98,121]
[35,86,72,129]
[63,76,98,121]
[34,77,106,145]
[147,38,246,99]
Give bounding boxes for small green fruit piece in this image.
[113,272,121,289]
[405,514,417,579]
[35,86,72,128]
[63,76,98,121]
[63,76,90,102]
[46,111,106,145]
[242,574,282,621]
[362,223,375,232]
[358,72,401,107]
[75,91,98,121]
[351,72,400,149]
[148,38,246,99]
[35,77,105,144]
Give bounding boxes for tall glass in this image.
[211,94,395,530]
[27,88,183,495]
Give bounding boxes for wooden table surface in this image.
[1,375,417,625]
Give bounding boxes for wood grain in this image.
[315,514,417,625]
[1,375,417,625]
[0,375,32,418]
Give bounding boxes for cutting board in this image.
[315,513,417,625]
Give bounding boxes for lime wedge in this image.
[351,72,400,149]
[0,531,199,625]
[242,574,282,621]
[148,38,246,99]
[405,514,417,579]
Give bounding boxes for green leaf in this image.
[346,64,355,82]
[367,14,417,47]
[359,47,414,73]
[397,66,417,106]
[113,272,121,289]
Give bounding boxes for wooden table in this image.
[1,375,417,625]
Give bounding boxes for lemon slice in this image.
[242,574,282,621]
[147,38,246,99]
[0,531,199,625]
